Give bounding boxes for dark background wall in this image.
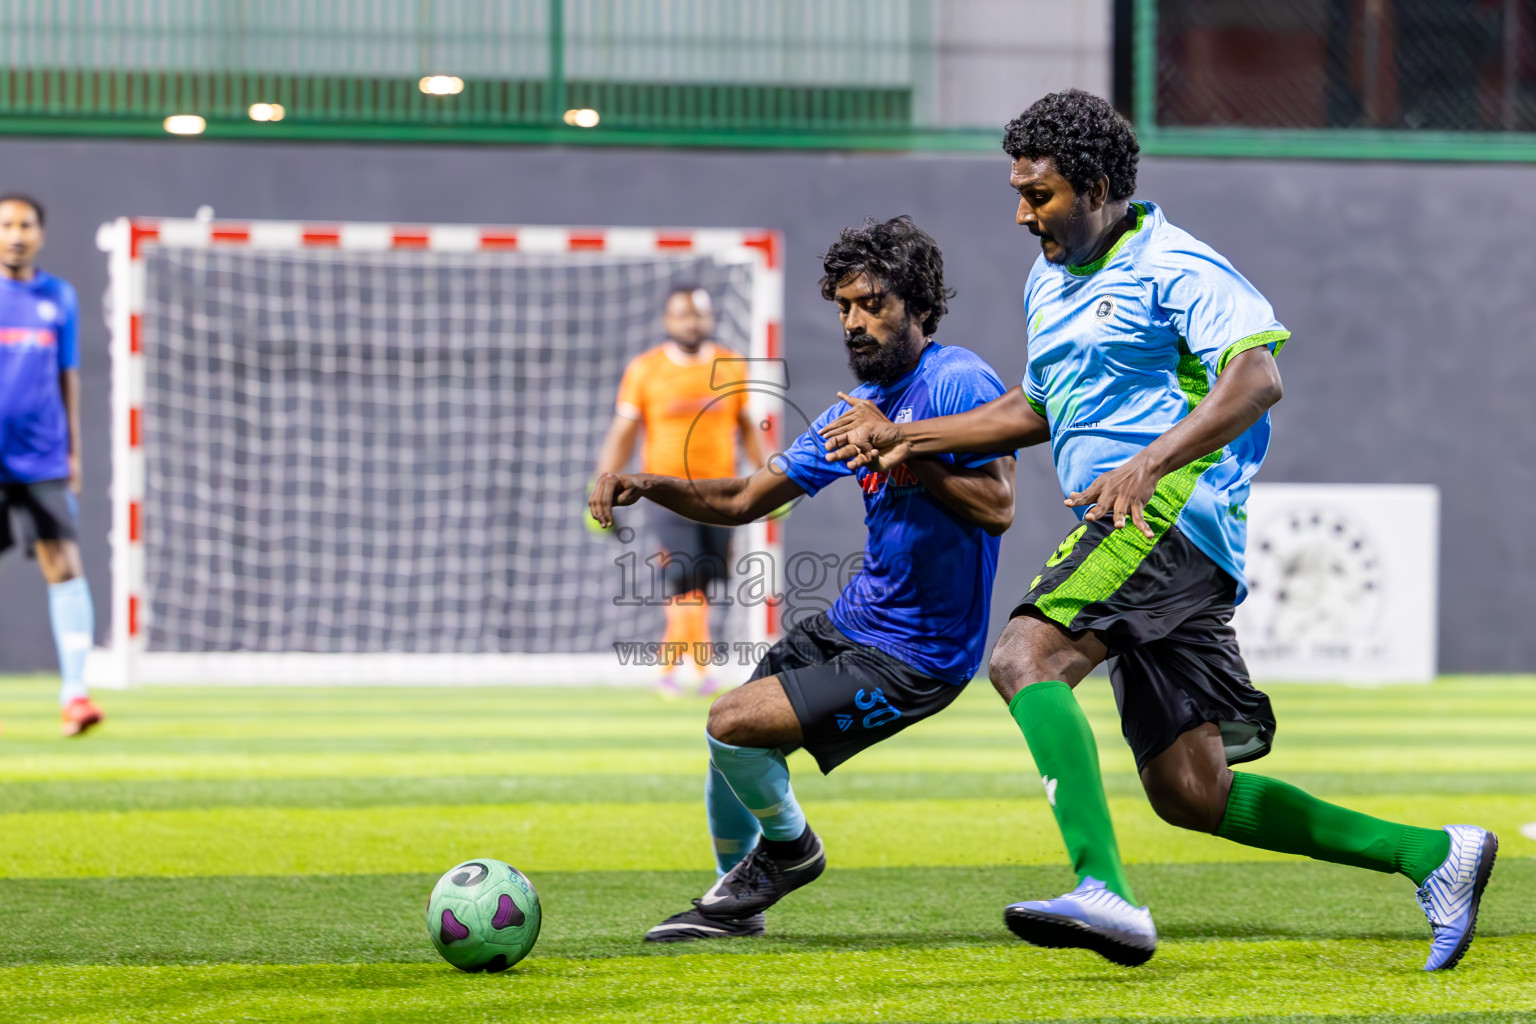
[1,138,1532,672]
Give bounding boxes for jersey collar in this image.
[662,340,715,366]
[1067,202,1148,277]
[0,267,46,290]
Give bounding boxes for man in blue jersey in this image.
[590,217,1016,942]
[821,91,1495,972]
[0,194,104,737]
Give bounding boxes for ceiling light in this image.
[419,75,465,96]
[163,115,206,135]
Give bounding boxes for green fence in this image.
[16,1,1531,160]
[1136,0,1536,161]
[0,0,999,150]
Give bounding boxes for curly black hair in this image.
[1002,90,1139,201]
[819,216,954,337]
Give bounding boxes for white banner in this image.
[1232,483,1439,683]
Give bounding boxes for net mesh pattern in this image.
[141,246,755,654]
[1155,0,1536,132]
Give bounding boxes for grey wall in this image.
[0,137,1532,672]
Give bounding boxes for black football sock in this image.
[759,824,816,862]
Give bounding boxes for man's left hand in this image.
[1065,454,1161,539]
[68,453,81,494]
[819,392,911,470]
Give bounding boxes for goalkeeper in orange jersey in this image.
[592,284,767,695]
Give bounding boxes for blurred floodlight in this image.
[163,115,206,135]
[419,75,465,96]
[248,102,286,122]
[563,108,600,128]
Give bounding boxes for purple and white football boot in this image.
[1004,877,1156,967]
[1417,824,1498,971]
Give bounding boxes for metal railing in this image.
[1136,0,1536,161]
[0,0,996,149]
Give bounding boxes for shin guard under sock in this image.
[706,734,807,841]
[705,762,760,874]
[49,577,94,705]
[1218,772,1450,885]
[1010,681,1137,904]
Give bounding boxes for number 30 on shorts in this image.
[854,687,901,729]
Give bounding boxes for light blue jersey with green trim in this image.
[1022,200,1288,599]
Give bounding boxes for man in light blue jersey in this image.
[821,91,1495,972]
[0,194,104,737]
[591,217,1016,942]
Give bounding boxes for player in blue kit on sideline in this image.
[0,194,104,737]
[589,217,1016,942]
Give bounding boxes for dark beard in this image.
[846,316,917,386]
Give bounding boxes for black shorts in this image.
[649,505,733,597]
[1012,517,1275,773]
[0,478,78,558]
[751,611,964,774]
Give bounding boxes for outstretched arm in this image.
[907,455,1016,535]
[589,463,805,528]
[820,386,1049,470]
[1068,347,1283,538]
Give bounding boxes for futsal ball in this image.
[426,858,542,972]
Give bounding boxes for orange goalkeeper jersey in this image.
[616,341,746,480]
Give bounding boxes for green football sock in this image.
[1009,681,1137,904]
[1218,772,1450,885]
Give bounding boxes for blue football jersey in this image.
[1022,201,1289,599]
[0,270,80,484]
[778,342,1011,683]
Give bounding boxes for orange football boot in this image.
[61,696,104,737]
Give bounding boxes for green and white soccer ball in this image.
[426,858,542,972]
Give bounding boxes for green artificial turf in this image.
[4,769,1534,815]
[0,675,1532,1023]
[3,940,1535,1024]
[1,861,1533,967]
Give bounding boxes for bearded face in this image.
[845,310,919,386]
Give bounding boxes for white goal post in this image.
[96,216,785,686]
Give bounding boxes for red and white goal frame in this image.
[95,216,785,686]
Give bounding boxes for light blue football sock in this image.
[48,577,94,705]
[706,733,807,842]
[705,762,760,874]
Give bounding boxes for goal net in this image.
[97,218,784,685]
